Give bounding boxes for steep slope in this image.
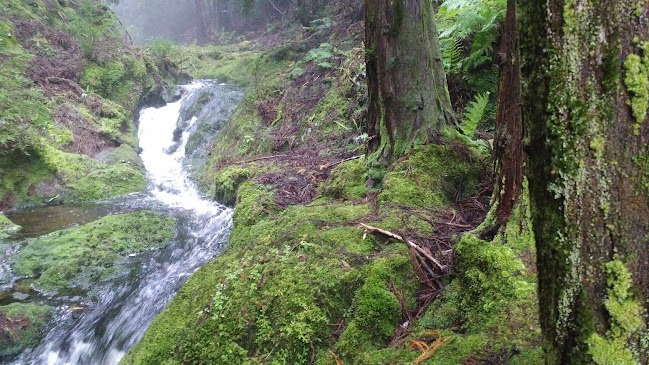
[0,0,185,210]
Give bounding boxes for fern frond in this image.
[460,92,490,136]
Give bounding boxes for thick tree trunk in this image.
[365,0,454,164]
[490,0,522,230]
[520,1,649,364]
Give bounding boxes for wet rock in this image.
[11,293,29,301]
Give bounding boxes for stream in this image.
[3,81,242,364]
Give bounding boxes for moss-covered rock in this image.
[12,211,175,292]
[103,144,145,173]
[0,214,21,239]
[65,164,147,202]
[378,144,483,209]
[121,193,420,364]
[0,303,53,359]
[319,158,368,200]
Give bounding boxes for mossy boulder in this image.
[379,144,483,209]
[13,210,175,292]
[103,144,145,173]
[319,158,368,200]
[0,214,21,239]
[0,303,53,359]
[65,163,147,202]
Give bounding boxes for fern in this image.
[436,0,506,72]
[460,92,490,137]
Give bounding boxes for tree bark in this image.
[365,0,455,164]
[490,0,522,230]
[520,1,649,363]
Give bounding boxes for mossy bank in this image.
[0,0,186,210]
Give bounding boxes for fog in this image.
[109,0,198,45]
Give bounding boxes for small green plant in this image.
[305,43,334,69]
[460,91,490,137]
[147,39,175,59]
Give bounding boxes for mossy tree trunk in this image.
[520,1,649,364]
[365,0,455,164]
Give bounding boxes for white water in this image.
[14,82,235,365]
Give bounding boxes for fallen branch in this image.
[321,155,363,170]
[359,224,447,272]
[230,154,290,165]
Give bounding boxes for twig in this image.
[230,154,289,165]
[321,155,363,170]
[359,223,448,271]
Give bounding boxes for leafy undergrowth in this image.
[0,0,185,210]
[0,302,53,360]
[12,211,175,293]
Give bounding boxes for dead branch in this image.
[359,223,447,272]
[321,155,363,170]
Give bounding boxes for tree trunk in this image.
[365,0,454,164]
[194,0,208,43]
[489,0,523,232]
[520,1,649,363]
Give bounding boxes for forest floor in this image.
[123,7,543,365]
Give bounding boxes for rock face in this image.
[0,303,53,360]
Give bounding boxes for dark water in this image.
[3,81,242,365]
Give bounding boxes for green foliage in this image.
[460,92,490,137]
[121,196,417,364]
[305,43,335,69]
[146,39,175,59]
[0,303,53,358]
[65,163,147,202]
[13,211,175,292]
[0,0,172,209]
[436,0,506,73]
[416,188,541,364]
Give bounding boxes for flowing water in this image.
[5,81,242,364]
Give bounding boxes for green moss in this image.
[232,182,279,227]
[104,144,145,172]
[13,211,175,292]
[65,163,147,202]
[0,214,21,239]
[367,207,434,237]
[623,42,649,134]
[587,258,644,364]
[210,166,255,206]
[335,256,407,361]
[0,303,53,358]
[319,158,368,200]
[413,188,541,364]
[378,144,483,209]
